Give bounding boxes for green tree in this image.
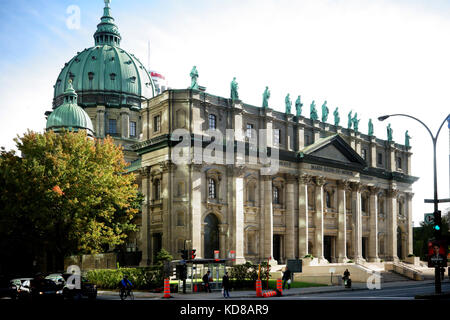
[0,130,141,273]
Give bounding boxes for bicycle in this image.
[119,287,134,300]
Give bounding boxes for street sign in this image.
[287,259,302,273]
[424,213,435,225]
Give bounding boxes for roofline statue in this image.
[387,123,393,142]
[352,112,360,133]
[405,130,411,147]
[321,100,329,123]
[295,95,303,117]
[190,66,199,90]
[310,100,318,121]
[368,118,374,137]
[285,93,292,115]
[230,77,239,100]
[262,86,270,109]
[347,111,353,130]
[333,107,340,126]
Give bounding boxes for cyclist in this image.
[119,275,133,299]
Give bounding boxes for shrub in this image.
[230,262,271,289]
[407,254,415,257]
[303,254,314,259]
[85,267,161,290]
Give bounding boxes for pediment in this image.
[299,134,366,167]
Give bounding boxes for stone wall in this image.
[64,253,117,272]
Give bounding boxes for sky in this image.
[0,0,449,226]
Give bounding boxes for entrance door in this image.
[324,236,332,262]
[273,235,281,263]
[204,214,219,259]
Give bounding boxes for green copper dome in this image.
[47,81,95,136]
[52,0,155,109]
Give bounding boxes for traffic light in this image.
[191,249,196,260]
[433,211,442,236]
[180,249,188,260]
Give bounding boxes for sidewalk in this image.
[97,280,441,300]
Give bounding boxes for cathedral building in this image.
[45,1,418,267]
[134,90,418,266]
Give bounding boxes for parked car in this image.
[18,278,61,300]
[0,277,16,299]
[45,273,97,300]
[9,278,33,299]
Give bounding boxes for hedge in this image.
[85,267,162,290]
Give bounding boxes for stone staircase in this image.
[380,270,411,283]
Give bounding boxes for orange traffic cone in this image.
[276,279,283,296]
[256,280,263,297]
[163,278,171,298]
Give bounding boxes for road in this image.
[93,281,450,300]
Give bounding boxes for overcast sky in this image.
[0,0,449,226]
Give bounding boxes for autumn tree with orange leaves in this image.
[0,130,142,274]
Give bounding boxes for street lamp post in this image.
[378,113,450,294]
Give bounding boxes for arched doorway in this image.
[204,214,219,259]
[397,227,403,260]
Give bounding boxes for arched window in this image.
[273,187,280,204]
[208,178,216,199]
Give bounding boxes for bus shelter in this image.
[175,259,228,293]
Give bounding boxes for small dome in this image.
[47,81,94,136]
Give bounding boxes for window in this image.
[177,182,185,197]
[110,73,116,81]
[208,178,216,199]
[377,153,383,165]
[154,179,161,200]
[208,114,216,130]
[107,119,117,134]
[397,157,402,169]
[273,187,280,204]
[177,212,184,226]
[246,123,254,139]
[326,191,332,208]
[362,196,368,213]
[153,115,161,133]
[305,134,311,146]
[362,149,367,161]
[274,129,281,146]
[247,183,256,202]
[130,121,137,137]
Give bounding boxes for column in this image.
[161,161,173,253]
[337,180,349,262]
[369,137,377,168]
[368,186,380,262]
[263,176,273,260]
[386,187,399,261]
[219,224,228,259]
[120,107,130,139]
[96,105,105,138]
[285,174,296,260]
[314,176,326,262]
[298,174,310,258]
[387,143,396,172]
[191,164,203,259]
[233,166,246,264]
[139,166,151,266]
[351,182,364,263]
[406,192,413,256]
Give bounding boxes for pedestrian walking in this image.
[342,269,351,288]
[282,266,292,290]
[202,270,212,293]
[222,272,231,298]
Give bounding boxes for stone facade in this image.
[133,89,418,266]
